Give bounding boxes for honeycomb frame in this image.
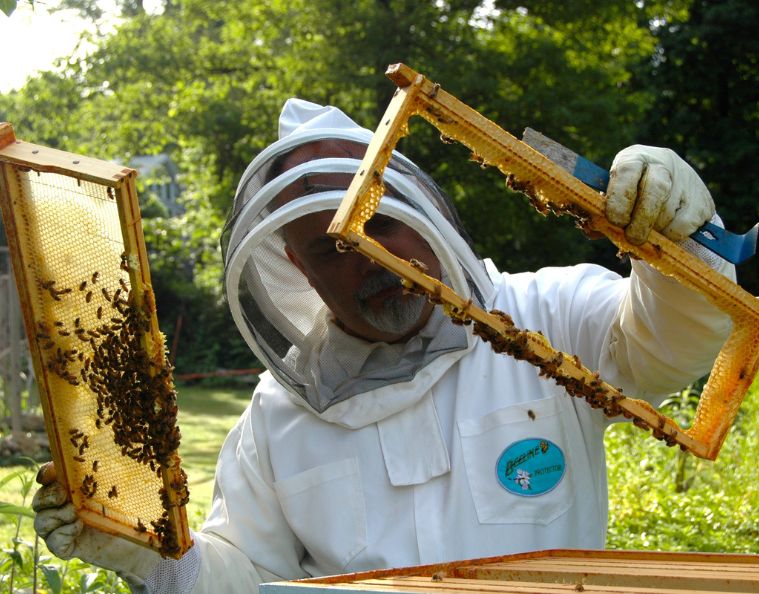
[328,64,759,460]
[0,123,192,557]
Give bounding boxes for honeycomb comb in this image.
[0,123,192,557]
[328,64,759,460]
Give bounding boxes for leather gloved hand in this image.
[606,145,715,245]
[32,462,162,585]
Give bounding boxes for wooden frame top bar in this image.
[0,123,134,187]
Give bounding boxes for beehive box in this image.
[261,549,759,594]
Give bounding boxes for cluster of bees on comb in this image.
[473,311,682,448]
[35,252,189,557]
[441,132,683,445]
[400,270,683,449]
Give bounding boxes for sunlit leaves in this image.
[606,381,759,553]
[0,0,17,17]
[2,0,757,369]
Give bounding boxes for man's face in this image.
[278,142,441,343]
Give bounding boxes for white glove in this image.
[32,463,161,586]
[606,145,715,245]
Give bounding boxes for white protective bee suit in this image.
[176,99,734,592]
[31,98,736,594]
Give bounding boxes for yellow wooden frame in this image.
[262,549,759,593]
[329,64,759,460]
[0,123,192,557]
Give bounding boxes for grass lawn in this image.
[0,382,254,544]
[174,383,254,521]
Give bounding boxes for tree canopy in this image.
[1,0,756,372]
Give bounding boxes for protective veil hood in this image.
[222,98,495,424]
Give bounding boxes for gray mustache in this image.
[356,269,402,301]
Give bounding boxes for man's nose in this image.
[348,246,382,276]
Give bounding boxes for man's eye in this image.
[312,241,339,256]
[365,216,397,235]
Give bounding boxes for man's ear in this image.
[284,245,314,287]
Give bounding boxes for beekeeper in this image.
[32,98,734,593]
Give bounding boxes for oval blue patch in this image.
[495,438,566,497]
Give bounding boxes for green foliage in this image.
[1,0,757,372]
[638,0,759,291]
[0,0,18,17]
[0,465,40,593]
[605,380,759,553]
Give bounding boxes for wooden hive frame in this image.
[0,123,192,557]
[261,549,759,594]
[328,63,759,460]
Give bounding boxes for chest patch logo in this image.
[495,438,566,496]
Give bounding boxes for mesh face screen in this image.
[0,130,191,558]
[328,64,759,461]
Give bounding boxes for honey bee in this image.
[85,291,93,303]
[80,474,97,497]
[120,252,132,272]
[79,281,88,291]
[527,409,536,421]
[409,258,428,272]
[108,485,118,498]
[92,271,100,284]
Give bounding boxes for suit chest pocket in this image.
[458,395,577,526]
[274,457,367,570]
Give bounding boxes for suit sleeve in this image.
[599,257,735,403]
